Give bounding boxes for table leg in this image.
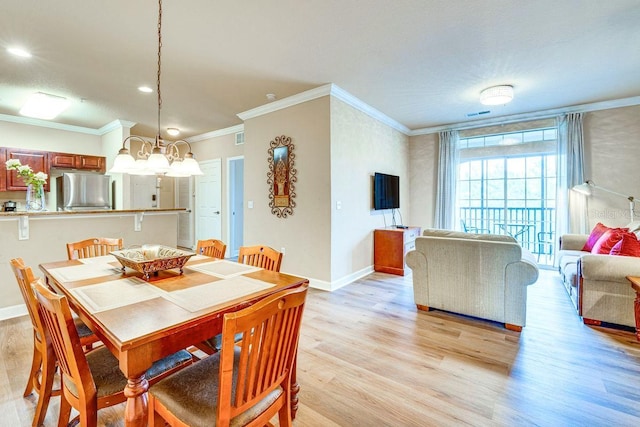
[290,354,300,419]
[123,374,149,427]
[634,291,640,342]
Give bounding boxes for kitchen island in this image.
[0,208,185,319]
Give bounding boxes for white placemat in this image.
[49,263,122,282]
[159,276,275,312]
[186,259,261,279]
[188,254,211,262]
[70,277,161,313]
[78,255,118,265]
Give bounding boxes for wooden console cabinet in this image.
[374,226,421,276]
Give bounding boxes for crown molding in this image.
[0,113,102,135]
[410,95,640,136]
[99,119,136,135]
[237,83,410,135]
[188,124,244,143]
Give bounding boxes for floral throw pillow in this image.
[610,233,640,257]
[582,222,610,252]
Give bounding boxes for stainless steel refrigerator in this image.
[56,173,111,211]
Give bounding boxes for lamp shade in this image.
[572,181,593,196]
[181,157,204,176]
[109,152,136,173]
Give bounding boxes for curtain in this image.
[557,112,587,241]
[434,130,459,229]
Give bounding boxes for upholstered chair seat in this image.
[150,348,282,426]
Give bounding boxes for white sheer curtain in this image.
[556,112,587,239]
[435,130,459,229]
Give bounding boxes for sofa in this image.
[405,229,539,331]
[558,223,640,328]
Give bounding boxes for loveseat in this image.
[558,223,640,328]
[405,229,539,331]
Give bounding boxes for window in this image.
[457,128,557,265]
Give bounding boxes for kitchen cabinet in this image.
[50,152,106,173]
[5,148,50,192]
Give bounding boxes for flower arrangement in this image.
[5,159,48,191]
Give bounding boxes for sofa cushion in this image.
[610,233,640,257]
[422,228,516,243]
[591,228,625,254]
[582,222,610,252]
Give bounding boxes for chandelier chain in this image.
[157,0,163,139]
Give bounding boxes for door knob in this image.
[214,211,220,214]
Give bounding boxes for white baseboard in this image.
[0,304,27,322]
[294,265,374,292]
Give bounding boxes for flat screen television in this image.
[373,172,400,210]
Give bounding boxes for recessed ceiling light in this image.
[480,85,514,105]
[7,47,32,58]
[20,92,70,120]
[138,86,153,93]
[266,93,277,102]
[166,128,180,136]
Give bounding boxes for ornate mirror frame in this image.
[267,135,297,218]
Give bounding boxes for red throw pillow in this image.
[610,233,640,257]
[591,228,625,254]
[582,222,610,251]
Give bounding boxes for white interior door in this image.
[195,159,222,242]
[175,177,194,249]
[227,157,244,258]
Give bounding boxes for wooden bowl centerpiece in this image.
[110,245,195,280]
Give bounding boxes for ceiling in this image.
[1,1,639,139]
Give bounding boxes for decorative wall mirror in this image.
[267,135,297,218]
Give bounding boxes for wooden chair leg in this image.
[57,394,72,427]
[33,346,56,427]
[23,341,41,397]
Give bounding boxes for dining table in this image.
[40,253,309,427]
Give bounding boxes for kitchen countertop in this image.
[0,208,186,217]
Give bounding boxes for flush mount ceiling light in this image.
[110,0,202,177]
[138,86,153,93]
[20,92,70,120]
[166,128,180,136]
[480,85,514,106]
[7,47,32,58]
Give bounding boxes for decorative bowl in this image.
[110,245,196,280]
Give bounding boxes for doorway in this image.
[227,156,244,258]
[175,177,194,249]
[195,159,222,244]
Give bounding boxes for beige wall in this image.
[191,132,244,245]
[330,98,409,284]
[408,133,438,229]
[0,212,179,315]
[583,105,640,229]
[243,97,332,285]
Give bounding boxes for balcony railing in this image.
[460,207,555,265]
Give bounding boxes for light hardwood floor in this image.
[2,269,640,426]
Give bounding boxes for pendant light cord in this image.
[156,0,163,142]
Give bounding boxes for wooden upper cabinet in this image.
[0,148,6,192]
[6,148,50,191]
[50,152,106,173]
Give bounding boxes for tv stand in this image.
[374,226,421,276]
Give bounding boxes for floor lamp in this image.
[572,180,636,222]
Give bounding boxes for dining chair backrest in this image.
[66,237,123,260]
[10,258,43,337]
[33,281,96,405]
[217,283,308,425]
[196,239,227,259]
[238,245,282,272]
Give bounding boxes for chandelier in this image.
[109,0,202,177]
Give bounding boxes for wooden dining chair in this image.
[196,239,227,258]
[33,281,193,427]
[238,245,283,272]
[149,283,309,427]
[66,237,123,260]
[10,258,100,427]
